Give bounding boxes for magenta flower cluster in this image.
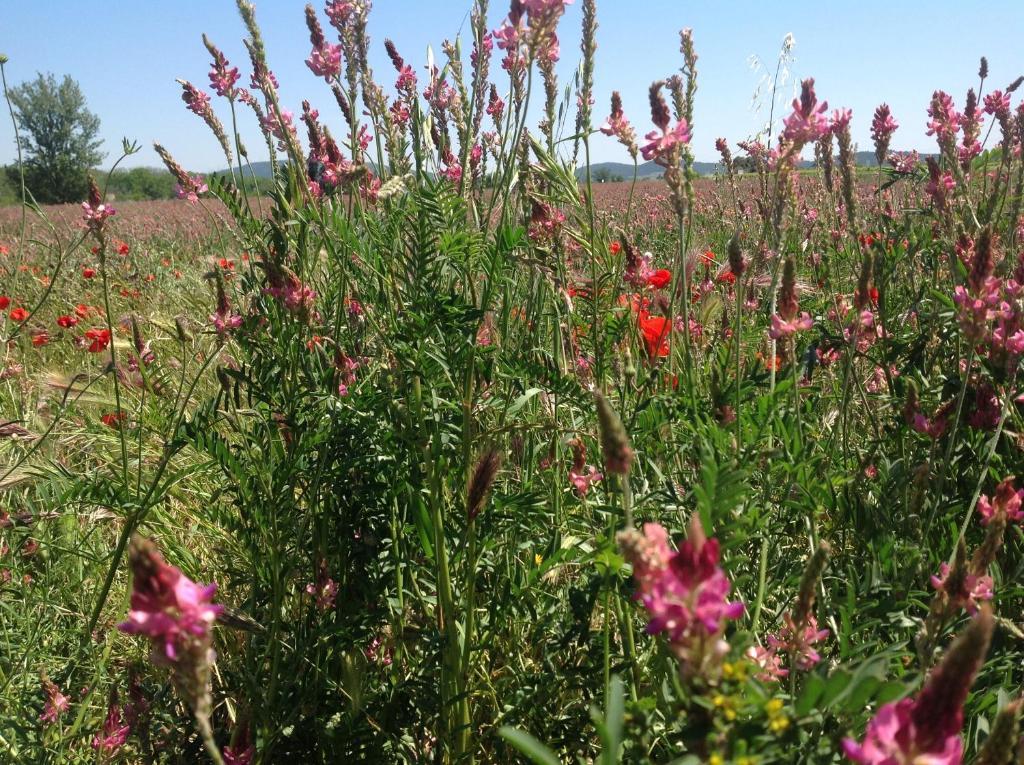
[620,519,743,674]
[117,546,223,664]
[782,79,831,146]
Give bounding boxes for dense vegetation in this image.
[2,1,1024,764]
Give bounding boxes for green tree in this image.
[6,72,104,203]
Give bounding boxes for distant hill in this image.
[222,151,926,185]
[576,150,931,182]
[215,160,279,179]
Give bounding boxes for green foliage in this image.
[6,72,104,203]
[1,4,1023,765]
[105,166,178,201]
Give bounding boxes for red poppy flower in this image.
[74,304,91,319]
[31,331,49,347]
[646,269,672,290]
[82,267,96,279]
[0,296,9,310]
[701,249,715,265]
[218,258,235,270]
[638,313,670,358]
[100,412,126,428]
[57,315,78,329]
[610,241,622,255]
[116,241,130,256]
[718,271,737,285]
[9,307,28,322]
[84,327,111,352]
[869,287,879,305]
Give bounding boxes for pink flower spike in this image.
[92,700,130,753]
[977,477,1024,526]
[40,678,70,724]
[117,537,223,665]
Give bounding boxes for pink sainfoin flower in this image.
[223,740,255,765]
[306,44,342,80]
[493,4,526,73]
[903,388,950,440]
[888,150,919,174]
[174,175,208,205]
[930,563,993,616]
[870,103,898,164]
[958,89,984,169]
[767,612,829,671]
[640,83,691,167]
[977,476,1024,526]
[618,517,744,676]
[843,607,993,765]
[384,40,417,99]
[305,559,338,610]
[926,90,961,155]
[92,698,130,754]
[782,78,830,146]
[180,81,212,117]
[366,635,394,666]
[770,257,813,339]
[600,91,639,160]
[967,381,1001,430]
[769,313,813,339]
[983,90,1011,120]
[205,37,240,98]
[82,177,115,235]
[471,30,494,70]
[261,109,297,153]
[924,157,955,211]
[830,107,853,133]
[569,439,602,497]
[745,644,788,682]
[40,677,70,724]
[441,151,463,184]
[528,200,565,243]
[117,537,222,664]
[486,83,505,125]
[523,0,571,64]
[305,5,342,80]
[211,308,242,336]
[624,249,656,287]
[266,279,317,314]
[324,0,356,31]
[357,124,372,152]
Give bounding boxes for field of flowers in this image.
[3,1,1024,763]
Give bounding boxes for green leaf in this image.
[499,727,560,765]
[601,676,625,765]
[507,387,544,417]
[795,672,826,717]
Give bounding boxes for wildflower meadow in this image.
[3,1,1024,763]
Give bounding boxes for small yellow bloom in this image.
[765,698,784,715]
[708,755,724,765]
[769,716,790,733]
[713,694,727,708]
[736,757,757,765]
[534,553,543,566]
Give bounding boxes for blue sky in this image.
[2,1,1022,172]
